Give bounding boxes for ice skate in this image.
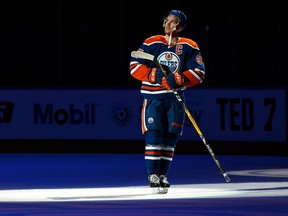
[159,174,170,194]
[148,174,161,194]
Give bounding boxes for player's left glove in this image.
[162,72,184,90]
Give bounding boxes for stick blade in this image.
[131,51,154,61]
[223,173,231,182]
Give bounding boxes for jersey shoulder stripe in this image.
[144,35,166,45]
[178,37,199,49]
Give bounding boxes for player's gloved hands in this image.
[162,72,184,90]
[148,68,165,84]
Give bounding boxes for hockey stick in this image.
[131,50,231,183]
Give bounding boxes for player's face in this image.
[163,14,179,35]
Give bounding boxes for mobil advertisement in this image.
[0,88,286,142]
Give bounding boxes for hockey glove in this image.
[148,68,165,85]
[162,72,184,90]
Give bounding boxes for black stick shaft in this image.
[154,54,231,182]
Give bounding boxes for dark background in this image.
[0,0,287,88]
[0,1,287,155]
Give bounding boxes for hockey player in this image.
[129,9,205,194]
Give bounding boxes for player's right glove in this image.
[148,68,165,85]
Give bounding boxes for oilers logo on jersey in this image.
[157,51,180,73]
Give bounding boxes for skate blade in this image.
[151,187,168,194]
